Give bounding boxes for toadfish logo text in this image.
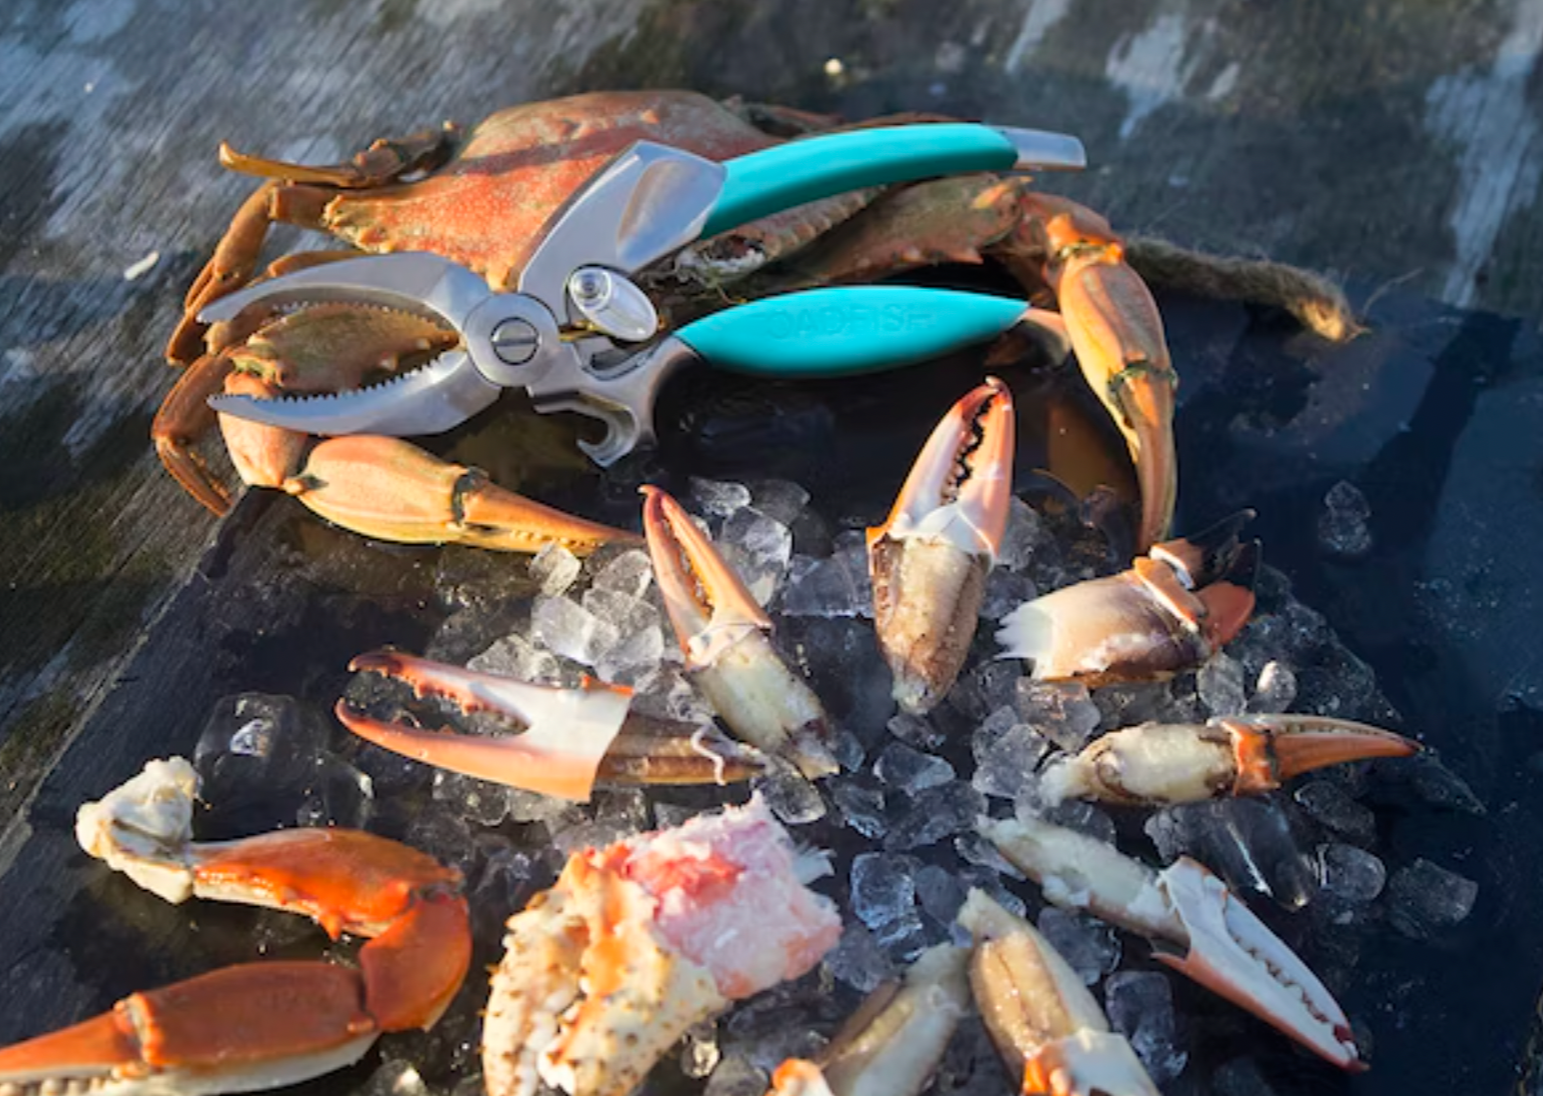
[763,304,934,339]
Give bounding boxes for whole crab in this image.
[157,89,1203,555]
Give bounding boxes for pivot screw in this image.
[490,318,539,365]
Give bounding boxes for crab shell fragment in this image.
[483,796,841,1096]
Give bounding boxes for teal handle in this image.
[701,124,1019,239]
[673,286,1027,377]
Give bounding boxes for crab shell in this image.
[483,797,840,1096]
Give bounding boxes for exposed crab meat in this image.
[765,942,970,1096]
[996,511,1259,685]
[1041,714,1421,807]
[336,648,764,800]
[980,815,1363,1070]
[867,377,1015,715]
[0,759,471,1096]
[641,485,838,779]
[483,796,841,1096]
[957,889,1159,1096]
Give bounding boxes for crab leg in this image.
[1013,195,1177,552]
[287,436,638,553]
[0,759,472,1096]
[868,377,1015,715]
[766,942,971,1096]
[641,485,838,778]
[981,815,1363,1070]
[957,889,1159,1096]
[337,648,764,800]
[1041,714,1420,807]
[484,797,841,1096]
[997,511,1259,685]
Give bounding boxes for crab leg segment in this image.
[484,797,841,1096]
[958,889,1159,1096]
[997,512,1258,685]
[0,759,471,1096]
[868,378,1015,715]
[1017,194,1177,552]
[767,942,971,1096]
[286,436,638,553]
[981,816,1362,1070]
[641,486,838,778]
[1042,715,1420,807]
[338,648,763,799]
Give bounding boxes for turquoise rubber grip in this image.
[701,124,1019,239]
[673,286,1027,377]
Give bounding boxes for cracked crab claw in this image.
[765,941,971,1096]
[997,510,1258,685]
[957,889,1159,1096]
[1041,714,1420,807]
[868,377,1014,715]
[336,648,765,802]
[981,816,1364,1071]
[641,485,837,779]
[483,796,841,1096]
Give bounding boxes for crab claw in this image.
[868,377,1015,715]
[0,759,472,1096]
[765,942,971,1096]
[996,511,1259,685]
[981,815,1363,1071]
[285,436,638,554]
[1042,714,1421,807]
[337,648,764,801]
[484,796,841,1096]
[641,485,838,779]
[957,889,1159,1096]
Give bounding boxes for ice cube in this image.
[359,1060,428,1096]
[1385,858,1478,938]
[1318,480,1373,559]
[953,831,1027,880]
[594,626,665,685]
[1247,660,1298,714]
[1036,907,1120,985]
[1015,679,1101,751]
[830,774,888,838]
[689,476,753,518]
[874,742,955,792]
[1316,843,1386,905]
[972,713,1052,802]
[753,763,827,825]
[980,568,1038,621]
[1144,798,1315,908]
[1198,653,1247,717]
[914,864,969,926]
[822,921,898,992]
[850,851,920,931]
[468,633,566,685]
[778,536,874,618]
[1104,971,1187,1083]
[547,789,652,855]
[884,781,986,851]
[1293,779,1376,845]
[404,804,478,878]
[432,770,509,828]
[703,1052,767,1096]
[748,479,811,525]
[888,710,947,751]
[590,547,655,600]
[949,661,1023,722]
[996,496,1045,573]
[530,595,621,667]
[505,787,572,824]
[528,542,582,597]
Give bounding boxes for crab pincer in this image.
[1041,713,1421,807]
[483,796,841,1096]
[0,758,472,1096]
[958,889,1160,1096]
[868,377,1015,715]
[981,815,1364,1071]
[641,485,839,779]
[764,942,972,1096]
[997,510,1259,685]
[336,648,765,800]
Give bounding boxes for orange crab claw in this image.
[867,377,1015,715]
[641,486,837,779]
[338,649,763,800]
[0,759,473,1096]
[283,436,638,554]
[997,512,1258,686]
[1043,714,1421,807]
